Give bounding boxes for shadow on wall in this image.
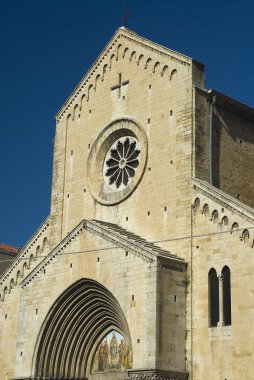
[212,104,254,208]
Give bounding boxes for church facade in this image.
[1,27,254,380]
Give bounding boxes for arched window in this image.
[222,266,231,325]
[208,268,219,327]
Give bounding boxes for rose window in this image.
[103,136,140,190]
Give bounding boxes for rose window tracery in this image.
[103,137,140,190]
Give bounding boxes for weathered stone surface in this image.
[1,27,254,380]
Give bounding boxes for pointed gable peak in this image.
[56,27,203,121]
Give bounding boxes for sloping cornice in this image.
[193,178,254,223]
[20,218,184,288]
[55,27,200,121]
[195,86,254,121]
[0,216,50,285]
[85,219,184,263]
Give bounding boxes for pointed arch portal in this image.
[34,279,131,379]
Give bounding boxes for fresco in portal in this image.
[91,331,132,373]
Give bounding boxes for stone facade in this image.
[0,27,254,380]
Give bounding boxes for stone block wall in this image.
[156,259,187,373]
[194,88,254,208]
[191,189,254,380]
[212,102,254,208]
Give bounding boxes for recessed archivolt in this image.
[34,278,131,379]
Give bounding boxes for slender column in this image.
[218,274,224,326]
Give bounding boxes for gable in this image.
[0,218,185,301]
[56,27,203,122]
[50,28,206,246]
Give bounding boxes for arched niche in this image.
[208,268,219,327]
[222,266,231,326]
[33,278,132,380]
[192,197,200,215]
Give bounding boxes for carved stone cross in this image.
[111,73,129,98]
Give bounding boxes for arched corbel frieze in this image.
[130,50,137,63]
[145,57,152,69]
[161,65,169,77]
[153,61,160,73]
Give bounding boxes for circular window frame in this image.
[87,118,148,205]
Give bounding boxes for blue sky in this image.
[1,0,254,247]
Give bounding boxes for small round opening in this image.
[119,158,127,169]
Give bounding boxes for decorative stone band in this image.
[0,216,50,285]
[192,177,254,224]
[128,369,188,380]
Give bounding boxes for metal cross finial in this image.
[122,9,131,28]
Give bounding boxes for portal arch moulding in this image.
[33,278,132,380]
